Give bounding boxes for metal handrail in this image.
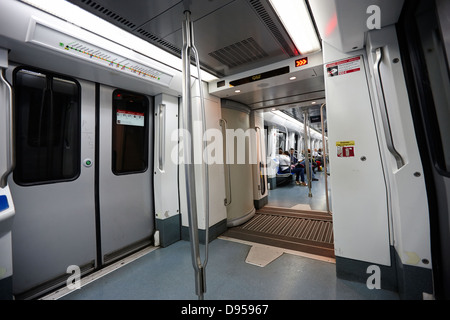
[320,103,331,214]
[303,110,312,198]
[182,10,202,300]
[0,68,14,188]
[373,47,405,169]
[219,118,232,206]
[181,10,210,300]
[158,104,166,172]
[190,23,210,275]
[255,126,265,196]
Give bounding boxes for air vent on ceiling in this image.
[209,37,268,69]
[72,1,182,57]
[136,28,182,56]
[135,28,159,42]
[79,0,136,29]
[247,0,297,57]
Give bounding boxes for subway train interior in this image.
[0,0,449,304]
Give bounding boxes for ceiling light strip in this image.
[268,0,321,54]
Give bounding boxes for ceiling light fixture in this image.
[289,76,297,80]
[268,0,321,55]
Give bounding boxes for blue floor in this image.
[59,168,399,302]
[268,171,331,211]
[60,238,399,300]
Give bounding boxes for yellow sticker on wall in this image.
[336,141,355,146]
[336,141,355,157]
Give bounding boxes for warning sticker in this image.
[336,141,355,147]
[336,141,355,158]
[326,57,361,77]
[116,109,145,127]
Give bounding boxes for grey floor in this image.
[60,238,399,300]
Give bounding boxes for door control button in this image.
[83,158,93,167]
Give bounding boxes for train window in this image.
[112,90,149,175]
[13,68,81,185]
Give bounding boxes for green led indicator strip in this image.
[61,43,161,80]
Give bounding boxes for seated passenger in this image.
[313,148,319,157]
[278,151,291,173]
[280,151,307,186]
[296,153,319,181]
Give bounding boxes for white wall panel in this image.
[154,94,180,222]
[324,42,391,265]
[366,26,432,269]
[179,80,227,230]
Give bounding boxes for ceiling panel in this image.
[162,0,292,75]
[66,0,181,31]
[66,0,299,77]
[65,0,326,133]
[136,0,236,40]
[309,0,404,52]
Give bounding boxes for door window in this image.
[14,68,81,185]
[112,90,149,175]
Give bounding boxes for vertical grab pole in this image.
[320,103,331,214]
[181,10,205,300]
[182,10,209,300]
[303,110,312,197]
[190,14,210,295]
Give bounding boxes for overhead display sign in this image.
[229,66,289,87]
[310,115,321,123]
[295,57,308,67]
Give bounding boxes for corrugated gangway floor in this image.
[223,206,335,258]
